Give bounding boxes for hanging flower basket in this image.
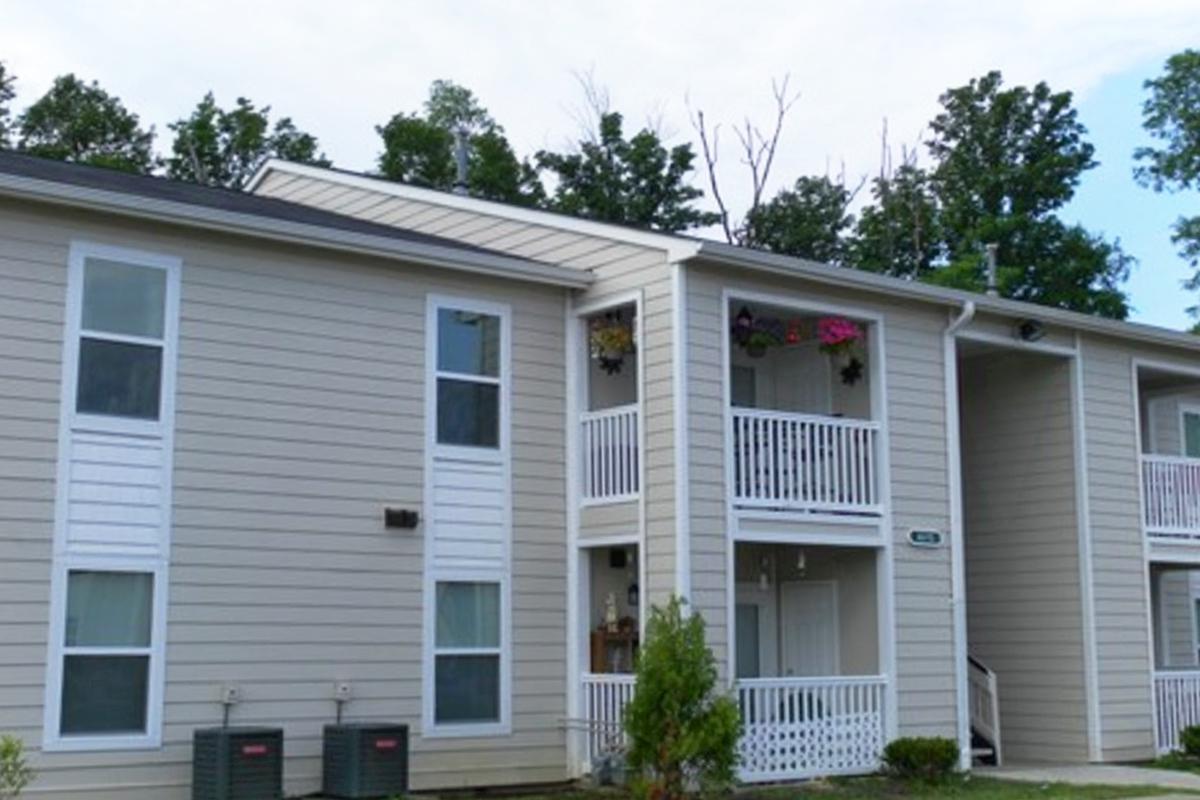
[818,316,866,385]
[731,306,785,358]
[590,312,636,375]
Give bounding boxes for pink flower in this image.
[817,317,863,346]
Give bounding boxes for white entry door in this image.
[780,581,838,677]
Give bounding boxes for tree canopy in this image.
[1137,49,1200,299]
[0,62,14,148]
[919,71,1130,318]
[742,174,855,263]
[167,93,329,188]
[536,111,718,232]
[16,74,156,173]
[376,80,542,206]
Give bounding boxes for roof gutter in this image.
[692,241,1200,355]
[0,172,592,289]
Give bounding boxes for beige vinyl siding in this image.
[579,502,639,541]
[253,170,680,604]
[0,199,570,798]
[0,216,64,755]
[1080,334,1154,761]
[685,261,958,736]
[960,351,1088,762]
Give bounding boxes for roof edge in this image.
[247,159,703,262]
[0,171,592,289]
[694,241,1200,354]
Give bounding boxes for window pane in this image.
[436,582,499,648]
[437,378,498,447]
[61,655,149,735]
[735,604,761,679]
[66,571,153,647]
[434,654,499,723]
[437,309,500,377]
[1186,413,1200,458]
[82,258,167,339]
[76,338,162,419]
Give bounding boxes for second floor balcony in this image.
[728,300,882,518]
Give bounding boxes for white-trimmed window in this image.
[1183,407,1200,458]
[73,255,172,424]
[424,295,512,737]
[57,568,158,736]
[434,307,503,450]
[433,581,502,725]
[45,243,179,751]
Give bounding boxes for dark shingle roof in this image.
[0,150,499,256]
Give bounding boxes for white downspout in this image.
[945,300,975,770]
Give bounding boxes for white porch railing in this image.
[1143,456,1200,538]
[581,672,636,761]
[732,409,881,515]
[581,404,640,503]
[968,656,1002,765]
[735,675,887,783]
[1155,670,1200,753]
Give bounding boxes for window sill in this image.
[422,720,511,740]
[42,732,162,753]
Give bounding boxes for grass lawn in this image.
[1153,751,1200,775]
[498,776,1188,799]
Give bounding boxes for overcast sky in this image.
[3,1,1199,327]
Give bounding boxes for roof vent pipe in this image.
[984,243,999,297]
[452,126,469,195]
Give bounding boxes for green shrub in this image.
[1180,725,1200,758]
[0,735,33,800]
[881,736,959,782]
[623,596,741,800]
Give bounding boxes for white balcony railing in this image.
[1154,670,1200,753]
[732,409,881,515]
[579,673,887,780]
[736,675,887,782]
[1143,455,1200,538]
[581,672,636,761]
[581,404,640,503]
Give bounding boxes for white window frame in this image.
[63,242,181,437]
[43,242,180,752]
[422,294,512,738]
[1179,403,1200,459]
[42,556,168,751]
[430,299,508,463]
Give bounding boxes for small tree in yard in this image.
[0,735,33,799]
[623,596,740,799]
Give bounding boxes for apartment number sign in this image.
[908,529,945,548]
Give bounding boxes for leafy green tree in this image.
[17,74,155,173]
[920,70,1129,318]
[167,93,329,188]
[742,175,855,263]
[376,80,542,205]
[850,163,942,279]
[537,112,719,232]
[0,62,15,148]
[1136,49,1200,297]
[623,597,740,800]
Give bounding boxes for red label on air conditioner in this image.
[241,744,269,757]
[374,739,398,750]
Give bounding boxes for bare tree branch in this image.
[688,74,800,244]
[689,103,734,243]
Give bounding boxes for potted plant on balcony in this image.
[818,316,866,385]
[590,312,636,375]
[731,306,785,358]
